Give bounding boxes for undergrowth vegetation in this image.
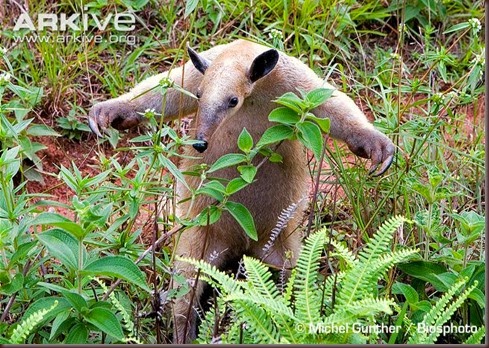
[0,0,485,344]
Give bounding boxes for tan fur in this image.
[88,39,395,343]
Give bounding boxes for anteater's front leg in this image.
[87,44,229,136]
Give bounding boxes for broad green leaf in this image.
[90,301,113,310]
[397,261,448,291]
[269,152,283,163]
[12,118,33,133]
[18,138,46,162]
[306,88,334,107]
[452,211,485,245]
[84,170,110,188]
[106,128,120,149]
[306,113,331,133]
[158,154,189,190]
[9,241,37,266]
[237,128,253,153]
[37,228,84,272]
[130,134,152,143]
[37,282,72,294]
[226,177,249,195]
[268,107,300,124]
[404,4,420,22]
[0,273,23,295]
[238,165,257,183]
[65,323,89,344]
[224,201,257,241]
[391,282,419,304]
[32,213,86,240]
[26,124,60,137]
[85,307,124,341]
[196,180,226,201]
[61,290,88,314]
[184,0,199,18]
[412,300,432,312]
[49,311,73,341]
[256,125,294,148]
[1,146,20,162]
[432,272,458,290]
[468,288,485,308]
[22,297,72,326]
[196,206,222,226]
[296,121,323,160]
[0,148,21,179]
[274,92,303,113]
[23,166,44,183]
[57,165,79,193]
[208,153,247,173]
[82,256,150,292]
[10,85,43,107]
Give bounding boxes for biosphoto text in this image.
[11,8,138,45]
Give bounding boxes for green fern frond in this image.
[360,248,419,293]
[317,310,359,330]
[463,326,485,344]
[224,314,255,344]
[336,216,407,306]
[359,216,406,263]
[193,215,426,344]
[416,277,465,328]
[227,293,295,319]
[233,257,299,342]
[10,301,58,344]
[283,268,296,304]
[179,256,243,295]
[339,297,395,317]
[408,278,476,344]
[319,271,346,315]
[329,240,357,268]
[233,299,282,343]
[369,249,418,274]
[294,229,326,323]
[226,292,297,342]
[242,256,281,301]
[196,305,216,343]
[196,296,227,344]
[429,280,477,329]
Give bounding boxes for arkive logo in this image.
[13,10,136,32]
[11,9,138,45]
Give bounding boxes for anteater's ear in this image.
[249,49,279,83]
[187,43,210,75]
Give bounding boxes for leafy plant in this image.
[0,62,59,182]
[404,278,482,344]
[2,301,59,344]
[56,105,92,141]
[185,216,418,343]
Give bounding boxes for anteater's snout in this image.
[193,140,208,153]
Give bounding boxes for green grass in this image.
[0,0,485,344]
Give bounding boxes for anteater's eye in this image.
[196,91,202,99]
[228,97,239,108]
